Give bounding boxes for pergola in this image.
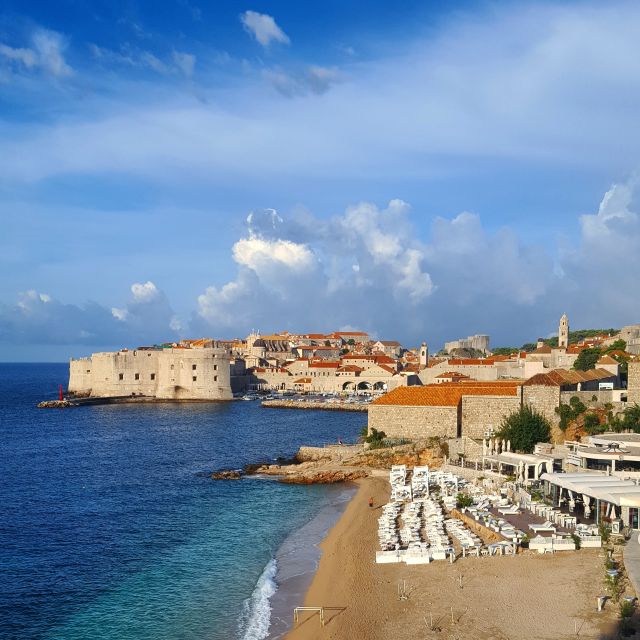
[483,451,553,482]
[540,472,640,524]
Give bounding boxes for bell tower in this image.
[558,313,569,349]
[419,342,429,369]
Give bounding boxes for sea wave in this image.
[237,558,278,640]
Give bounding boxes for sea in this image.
[0,363,364,640]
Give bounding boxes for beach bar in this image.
[540,472,640,530]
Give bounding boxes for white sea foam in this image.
[238,558,278,640]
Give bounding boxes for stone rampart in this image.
[69,347,232,400]
[368,404,459,439]
[461,395,521,438]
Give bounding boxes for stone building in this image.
[629,361,640,405]
[69,346,232,400]
[444,334,490,354]
[368,381,522,440]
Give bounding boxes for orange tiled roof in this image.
[372,382,520,407]
[524,368,615,387]
[435,371,471,379]
[447,358,496,365]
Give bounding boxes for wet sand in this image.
[284,477,620,640]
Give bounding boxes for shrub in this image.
[571,533,581,550]
[498,406,551,453]
[456,493,474,509]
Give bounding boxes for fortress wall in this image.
[156,349,232,400]
[69,348,232,400]
[69,357,93,393]
[461,395,521,439]
[368,405,459,439]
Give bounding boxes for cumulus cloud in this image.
[131,281,160,302]
[240,10,290,47]
[193,179,640,346]
[0,282,178,347]
[0,28,72,78]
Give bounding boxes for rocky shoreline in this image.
[210,439,446,485]
[261,399,368,412]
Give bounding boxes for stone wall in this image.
[522,383,562,441]
[368,404,459,439]
[461,395,521,438]
[629,362,640,405]
[69,347,232,400]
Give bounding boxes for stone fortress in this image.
[69,340,232,400]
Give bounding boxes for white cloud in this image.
[111,307,128,321]
[131,281,159,302]
[263,65,342,97]
[0,29,72,78]
[0,44,37,68]
[240,10,290,47]
[173,51,196,77]
[31,29,72,77]
[8,3,640,185]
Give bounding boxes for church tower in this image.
[419,342,429,369]
[558,313,569,349]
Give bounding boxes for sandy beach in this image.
[284,477,622,640]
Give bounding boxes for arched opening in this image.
[342,381,355,391]
[373,381,387,391]
[357,381,372,391]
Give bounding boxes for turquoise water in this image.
[0,364,364,640]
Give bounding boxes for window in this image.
[214,364,218,371]
[192,376,197,382]
[119,373,124,380]
[170,364,174,370]
[214,375,218,382]
[192,364,197,370]
[150,373,156,381]
[86,370,91,374]
[135,373,140,380]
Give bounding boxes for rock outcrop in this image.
[37,400,76,408]
[210,470,242,480]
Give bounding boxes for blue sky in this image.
[1,0,640,361]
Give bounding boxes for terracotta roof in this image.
[447,358,496,365]
[435,371,471,379]
[308,361,340,368]
[372,383,520,408]
[597,355,619,365]
[375,340,401,346]
[532,345,552,354]
[336,365,363,373]
[524,368,616,387]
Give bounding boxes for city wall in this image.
[69,348,232,400]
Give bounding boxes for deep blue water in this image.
[0,364,364,640]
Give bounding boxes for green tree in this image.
[555,395,587,431]
[498,406,551,453]
[573,347,602,371]
[583,413,604,435]
[622,404,640,433]
[604,338,627,353]
[492,347,519,356]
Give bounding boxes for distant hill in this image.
[494,328,619,354]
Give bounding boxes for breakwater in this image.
[261,399,368,412]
